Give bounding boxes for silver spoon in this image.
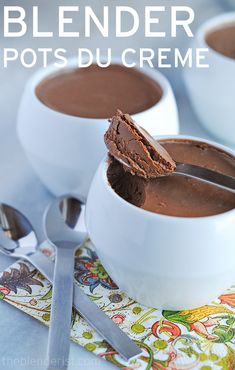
[0,203,55,280]
[174,162,235,193]
[0,203,142,363]
[44,196,86,370]
[106,115,235,193]
[118,153,235,193]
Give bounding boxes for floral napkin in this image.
[0,239,234,370]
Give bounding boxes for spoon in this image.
[0,203,55,280]
[173,162,235,193]
[118,157,235,193]
[0,203,142,362]
[44,196,86,370]
[105,112,235,193]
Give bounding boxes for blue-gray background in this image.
[0,1,234,369]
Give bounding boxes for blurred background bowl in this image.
[17,59,179,200]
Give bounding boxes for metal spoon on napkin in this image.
[45,196,141,368]
[0,203,142,364]
[44,197,86,370]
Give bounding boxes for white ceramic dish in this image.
[184,13,235,146]
[17,58,179,201]
[86,135,235,310]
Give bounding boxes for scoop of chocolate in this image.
[104,110,176,178]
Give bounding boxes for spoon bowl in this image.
[44,196,86,246]
[0,204,38,256]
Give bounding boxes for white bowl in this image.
[184,13,235,146]
[17,58,179,201]
[86,135,235,310]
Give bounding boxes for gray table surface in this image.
[0,1,234,369]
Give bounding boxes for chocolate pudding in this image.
[107,139,235,218]
[35,65,162,118]
[206,23,235,60]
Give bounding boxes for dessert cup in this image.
[184,13,235,146]
[17,58,179,200]
[86,135,235,310]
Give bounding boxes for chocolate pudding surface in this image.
[206,23,235,60]
[35,65,162,118]
[107,139,235,217]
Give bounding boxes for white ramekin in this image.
[86,135,235,310]
[17,58,179,201]
[184,13,235,146]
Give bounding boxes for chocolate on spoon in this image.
[105,111,235,193]
[104,110,176,179]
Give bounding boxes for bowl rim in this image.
[100,134,235,222]
[197,11,235,64]
[24,56,175,121]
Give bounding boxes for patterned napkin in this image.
[0,239,234,370]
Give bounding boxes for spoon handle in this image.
[46,242,76,370]
[176,162,235,192]
[25,250,141,361]
[27,251,54,283]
